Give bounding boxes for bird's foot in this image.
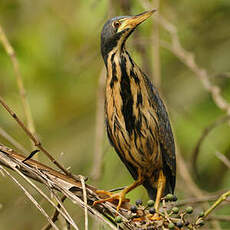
[133,213,162,222]
[93,190,130,211]
[146,213,162,221]
[132,216,146,222]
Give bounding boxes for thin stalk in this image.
[0,25,36,147]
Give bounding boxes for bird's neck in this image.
[105,47,140,87]
[105,47,144,135]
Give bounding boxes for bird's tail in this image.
[143,179,173,200]
[143,181,157,200]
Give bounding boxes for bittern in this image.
[94,10,176,212]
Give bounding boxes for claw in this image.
[93,173,143,211]
[95,190,113,198]
[133,213,162,223]
[147,213,162,221]
[93,190,130,211]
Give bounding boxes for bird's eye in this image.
[112,21,121,29]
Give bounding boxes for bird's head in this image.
[101,10,156,62]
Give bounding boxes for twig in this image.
[0,126,27,154]
[0,144,133,230]
[109,186,126,192]
[42,196,67,230]
[0,25,36,142]
[176,146,222,230]
[80,175,88,230]
[120,0,152,76]
[215,151,230,169]
[151,0,161,88]
[162,199,171,223]
[138,2,224,229]
[176,147,205,197]
[175,193,225,207]
[192,115,230,178]
[214,72,230,79]
[51,192,74,229]
[207,215,230,222]
[59,187,121,230]
[161,38,230,115]
[200,190,230,220]
[0,166,60,230]
[90,0,116,182]
[5,155,79,229]
[140,0,230,117]
[90,68,106,180]
[0,95,74,178]
[140,0,206,197]
[108,0,114,17]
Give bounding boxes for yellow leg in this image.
[154,170,166,211]
[147,170,166,221]
[93,170,144,211]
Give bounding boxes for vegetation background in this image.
[0,0,229,229]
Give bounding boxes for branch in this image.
[140,0,230,117]
[80,175,89,230]
[138,2,225,228]
[0,166,60,230]
[2,143,230,229]
[176,145,222,230]
[0,25,36,143]
[41,196,68,230]
[203,190,230,218]
[192,115,230,178]
[175,192,228,207]
[207,215,230,222]
[151,0,161,88]
[0,126,27,154]
[90,68,106,181]
[0,95,74,178]
[215,151,230,169]
[0,143,135,230]
[195,190,230,226]
[1,148,79,229]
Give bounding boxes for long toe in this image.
[93,196,116,206]
[95,190,113,198]
[147,213,162,221]
[93,191,129,211]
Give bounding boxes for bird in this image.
[93,10,176,212]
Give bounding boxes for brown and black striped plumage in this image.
[94,10,176,211]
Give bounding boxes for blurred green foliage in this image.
[0,0,230,229]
